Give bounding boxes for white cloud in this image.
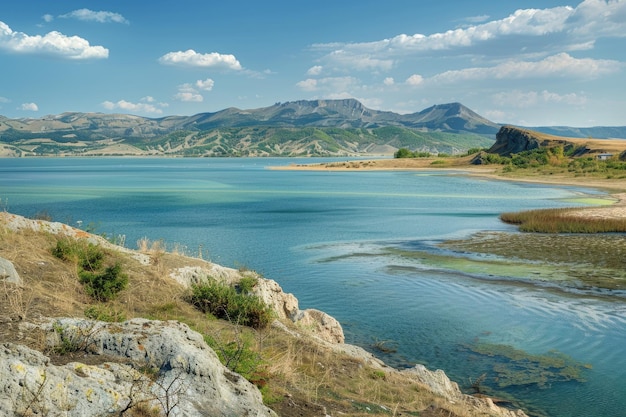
[102,100,164,114]
[307,65,323,76]
[141,96,155,103]
[174,92,203,102]
[429,53,621,84]
[159,49,242,70]
[383,77,395,86]
[296,77,359,93]
[60,9,128,24]
[492,90,587,108]
[0,96,9,103]
[0,21,108,59]
[314,1,626,69]
[42,14,54,23]
[405,74,424,86]
[174,83,203,102]
[568,0,626,37]
[19,102,38,111]
[325,50,393,71]
[296,78,318,91]
[195,78,215,91]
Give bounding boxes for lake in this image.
[1,157,625,417]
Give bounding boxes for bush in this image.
[394,148,431,158]
[52,239,104,271]
[52,238,127,301]
[188,279,272,329]
[79,263,128,302]
[237,275,258,294]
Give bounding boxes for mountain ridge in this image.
[1,99,624,157]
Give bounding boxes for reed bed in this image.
[500,208,626,233]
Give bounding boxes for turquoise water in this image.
[1,157,624,417]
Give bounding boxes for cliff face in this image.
[488,125,542,156]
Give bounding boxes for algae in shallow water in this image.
[464,342,588,390]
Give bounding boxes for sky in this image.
[1,0,625,127]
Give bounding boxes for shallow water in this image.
[1,157,624,417]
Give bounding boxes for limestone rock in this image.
[170,265,345,344]
[296,309,345,344]
[0,318,277,417]
[0,257,21,285]
[402,365,529,417]
[403,364,464,401]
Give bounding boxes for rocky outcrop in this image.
[402,365,529,417]
[488,126,542,156]
[0,318,276,417]
[170,265,345,344]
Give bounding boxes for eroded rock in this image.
[0,318,277,417]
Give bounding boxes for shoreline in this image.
[271,158,626,213]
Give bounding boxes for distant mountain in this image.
[525,126,626,140]
[2,99,622,158]
[0,99,499,157]
[161,99,501,134]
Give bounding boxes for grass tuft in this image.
[500,208,626,233]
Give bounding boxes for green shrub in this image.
[204,332,262,379]
[188,279,272,329]
[53,238,127,301]
[52,239,104,271]
[79,263,128,302]
[237,275,258,294]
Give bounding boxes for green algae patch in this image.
[438,232,626,293]
[560,197,617,206]
[385,246,574,284]
[463,342,588,390]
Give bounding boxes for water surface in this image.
[1,157,624,417]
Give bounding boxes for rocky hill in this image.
[488,125,626,158]
[0,100,498,157]
[0,212,529,417]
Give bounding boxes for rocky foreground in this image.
[0,212,528,417]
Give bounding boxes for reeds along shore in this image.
[500,207,626,233]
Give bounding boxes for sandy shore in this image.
[271,157,626,219]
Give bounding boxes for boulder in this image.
[402,365,529,417]
[0,318,277,417]
[295,309,345,344]
[0,257,21,285]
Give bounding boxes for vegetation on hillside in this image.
[474,145,626,176]
[2,124,494,157]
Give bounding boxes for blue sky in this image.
[1,0,625,126]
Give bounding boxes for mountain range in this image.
[0,99,624,157]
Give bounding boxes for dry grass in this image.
[500,207,626,233]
